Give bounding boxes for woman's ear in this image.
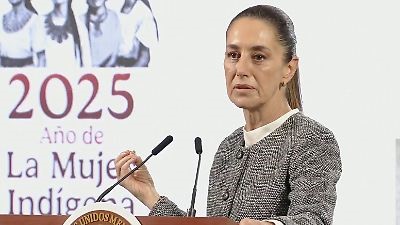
[283,56,299,83]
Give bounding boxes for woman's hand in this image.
[239,218,274,225]
[114,150,160,209]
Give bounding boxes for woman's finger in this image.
[121,157,135,171]
[116,150,131,161]
[115,154,133,176]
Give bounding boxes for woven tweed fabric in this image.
[149,112,342,225]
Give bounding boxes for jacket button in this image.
[236,150,244,159]
[222,190,229,201]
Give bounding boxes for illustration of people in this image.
[42,0,91,68]
[81,0,122,67]
[0,0,45,67]
[117,0,158,67]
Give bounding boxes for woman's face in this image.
[87,0,106,8]
[224,17,295,111]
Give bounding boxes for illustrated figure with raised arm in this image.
[117,0,159,67]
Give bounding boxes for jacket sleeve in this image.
[148,196,186,216]
[272,129,342,225]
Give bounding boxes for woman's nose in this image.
[235,55,250,77]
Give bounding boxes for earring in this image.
[279,82,285,89]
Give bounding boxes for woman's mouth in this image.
[234,84,255,89]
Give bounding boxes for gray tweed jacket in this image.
[149,112,342,225]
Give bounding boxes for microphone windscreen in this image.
[194,137,202,154]
[152,135,173,155]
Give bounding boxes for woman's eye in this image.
[227,52,240,60]
[253,54,266,61]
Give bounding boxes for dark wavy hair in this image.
[141,0,159,40]
[25,0,37,14]
[227,5,302,111]
[66,0,83,66]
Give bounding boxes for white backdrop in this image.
[1,0,400,224]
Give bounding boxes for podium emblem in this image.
[63,202,141,225]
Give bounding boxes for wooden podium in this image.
[0,215,238,225]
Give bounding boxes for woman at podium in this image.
[115,4,342,225]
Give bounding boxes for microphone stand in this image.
[187,137,202,216]
[96,154,153,202]
[96,135,173,202]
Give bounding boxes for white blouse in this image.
[0,13,45,58]
[244,108,300,147]
[118,1,158,58]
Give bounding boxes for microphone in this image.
[96,135,173,202]
[187,137,203,216]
